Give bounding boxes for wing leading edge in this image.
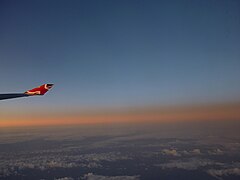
[0,84,54,101]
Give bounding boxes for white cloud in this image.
[54,177,74,180]
[157,158,222,170]
[82,152,131,162]
[182,149,201,156]
[161,149,180,156]
[208,168,240,179]
[161,148,201,157]
[0,151,132,177]
[82,173,140,180]
[191,149,201,155]
[208,149,224,155]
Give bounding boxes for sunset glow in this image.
[1,103,240,127]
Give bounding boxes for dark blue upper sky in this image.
[0,0,240,109]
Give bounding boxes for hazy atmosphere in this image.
[0,0,240,179]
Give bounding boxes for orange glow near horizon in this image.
[1,103,240,128]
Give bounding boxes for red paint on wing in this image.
[25,84,54,95]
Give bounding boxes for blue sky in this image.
[0,0,240,110]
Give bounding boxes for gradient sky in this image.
[0,0,240,124]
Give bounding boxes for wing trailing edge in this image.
[0,94,29,100]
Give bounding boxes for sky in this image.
[0,0,240,127]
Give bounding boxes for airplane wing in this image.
[0,93,29,100]
[0,84,54,101]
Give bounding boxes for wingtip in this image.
[45,84,54,90]
[24,83,54,96]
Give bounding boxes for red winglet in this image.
[24,84,54,96]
